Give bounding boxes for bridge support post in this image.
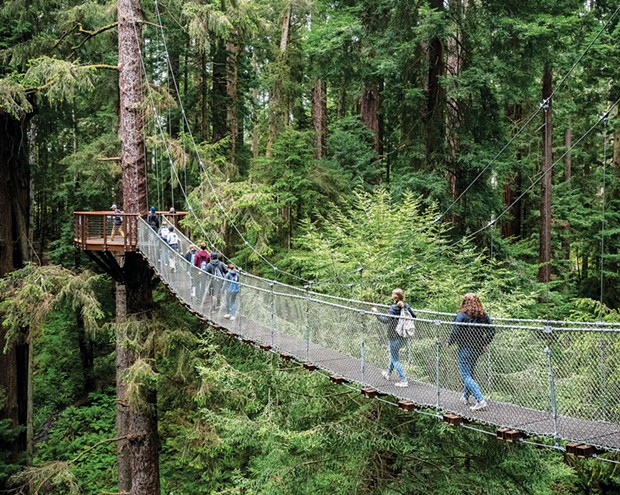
[304,289,310,360]
[544,326,560,447]
[434,320,442,408]
[270,283,275,348]
[360,311,366,382]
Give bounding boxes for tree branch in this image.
[70,434,132,464]
[72,22,118,52]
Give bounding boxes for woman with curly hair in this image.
[448,293,495,411]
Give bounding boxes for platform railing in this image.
[73,211,144,251]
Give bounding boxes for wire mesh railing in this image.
[138,218,620,451]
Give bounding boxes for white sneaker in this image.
[470,400,488,411]
[224,314,231,319]
[230,316,235,321]
[460,395,470,405]
[381,371,390,381]
[394,381,408,388]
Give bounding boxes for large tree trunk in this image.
[425,0,446,167]
[0,114,31,275]
[359,83,383,182]
[501,105,523,239]
[0,111,32,478]
[266,3,292,157]
[226,38,241,165]
[311,79,327,159]
[119,0,147,215]
[538,65,553,283]
[212,40,228,143]
[118,2,160,495]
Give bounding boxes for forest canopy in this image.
[1,0,620,494]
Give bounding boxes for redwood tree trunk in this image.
[212,40,228,143]
[360,83,383,183]
[267,3,292,157]
[118,1,160,494]
[425,0,445,167]
[538,65,553,283]
[226,38,241,165]
[0,110,32,473]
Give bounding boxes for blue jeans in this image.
[226,292,238,316]
[387,339,406,381]
[458,347,484,402]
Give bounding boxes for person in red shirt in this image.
[193,243,211,269]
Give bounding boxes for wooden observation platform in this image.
[73,211,186,253]
[73,210,186,281]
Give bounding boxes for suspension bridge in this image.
[74,212,620,456]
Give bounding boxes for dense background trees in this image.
[1,0,620,493]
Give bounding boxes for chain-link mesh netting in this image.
[138,219,620,451]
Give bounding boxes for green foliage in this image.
[324,116,375,186]
[4,0,620,493]
[0,77,32,118]
[0,389,23,487]
[30,391,118,495]
[0,264,104,348]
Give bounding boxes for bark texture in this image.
[118,0,147,216]
[425,0,446,166]
[118,2,160,494]
[0,111,32,462]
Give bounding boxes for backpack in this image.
[395,306,416,338]
[213,263,224,279]
[200,260,208,270]
[167,232,179,246]
[113,210,123,225]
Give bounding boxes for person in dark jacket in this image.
[146,206,159,230]
[448,293,495,411]
[372,288,416,388]
[184,244,198,264]
[204,253,228,308]
[110,204,124,240]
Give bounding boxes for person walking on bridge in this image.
[193,243,210,269]
[224,263,240,320]
[372,288,415,388]
[205,253,228,309]
[109,204,124,240]
[146,206,159,230]
[448,293,495,411]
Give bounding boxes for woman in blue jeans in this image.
[448,293,495,411]
[372,288,416,388]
